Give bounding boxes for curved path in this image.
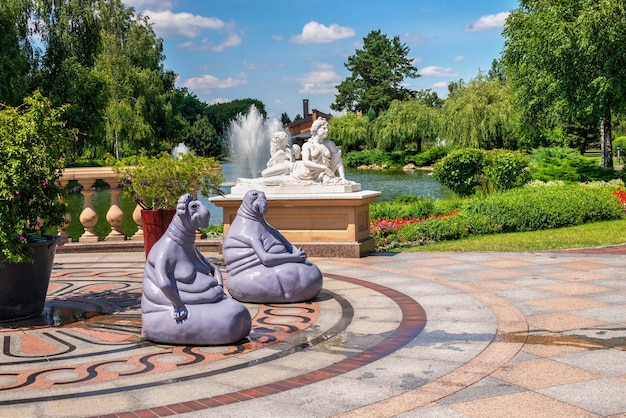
[0,248,625,417]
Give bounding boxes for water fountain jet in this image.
[227,105,285,182]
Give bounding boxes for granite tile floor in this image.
[0,245,624,418]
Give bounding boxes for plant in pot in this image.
[113,151,223,256]
[0,92,76,321]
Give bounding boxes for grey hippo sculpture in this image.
[142,194,251,345]
[222,190,323,303]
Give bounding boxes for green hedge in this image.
[371,183,624,250]
[464,184,623,232]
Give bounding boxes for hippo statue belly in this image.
[141,194,252,345]
[222,190,323,304]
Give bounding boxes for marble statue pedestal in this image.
[211,189,381,258]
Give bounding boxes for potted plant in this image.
[113,151,223,256]
[0,92,76,321]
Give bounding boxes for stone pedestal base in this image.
[210,190,381,258]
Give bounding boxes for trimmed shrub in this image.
[613,136,626,157]
[483,149,531,193]
[433,148,488,196]
[406,146,451,167]
[344,149,392,168]
[396,212,501,244]
[463,184,623,232]
[370,195,438,220]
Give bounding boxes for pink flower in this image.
[42,179,48,187]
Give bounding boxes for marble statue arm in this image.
[250,237,307,266]
[152,256,188,321]
[266,149,288,167]
[301,147,334,177]
[193,247,223,286]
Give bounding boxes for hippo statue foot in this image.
[227,262,323,304]
[142,297,252,345]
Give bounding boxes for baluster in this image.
[105,186,125,241]
[79,188,99,242]
[57,212,72,244]
[132,204,144,241]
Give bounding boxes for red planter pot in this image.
[141,209,176,258]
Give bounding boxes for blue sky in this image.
[124,0,520,121]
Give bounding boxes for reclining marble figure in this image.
[142,194,252,345]
[222,189,323,303]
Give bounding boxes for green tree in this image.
[503,0,626,168]
[205,98,266,137]
[332,30,419,114]
[0,0,34,105]
[327,112,369,152]
[280,112,291,126]
[183,115,223,158]
[370,100,440,152]
[441,75,517,149]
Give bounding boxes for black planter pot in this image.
[0,235,61,321]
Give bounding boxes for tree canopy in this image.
[503,0,626,167]
[0,0,266,161]
[331,30,419,114]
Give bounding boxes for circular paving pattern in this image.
[0,269,426,416]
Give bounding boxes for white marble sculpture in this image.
[232,117,360,193]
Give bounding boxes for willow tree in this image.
[370,100,440,152]
[441,76,517,149]
[503,0,626,167]
[327,112,369,152]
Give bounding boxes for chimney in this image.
[303,99,309,117]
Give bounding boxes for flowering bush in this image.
[370,211,459,250]
[612,187,626,205]
[0,92,75,265]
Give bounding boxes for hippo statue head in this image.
[239,190,269,220]
[177,193,211,231]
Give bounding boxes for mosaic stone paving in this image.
[0,264,427,416]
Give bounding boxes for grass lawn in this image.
[404,218,626,252]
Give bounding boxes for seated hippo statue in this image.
[142,194,252,345]
[222,190,323,303]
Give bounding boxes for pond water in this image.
[64,163,452,240]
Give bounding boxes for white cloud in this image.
[289,62,342,95]
[466,11,510,32]
[178,31,242,52]
[290,21,355,44]
[419,66,458,77]
[454,55,467,62]
[124,0,173,12]
[431,81,450,89]
[272,34,284,42]
[182,74,248,94]
[209,98,231,105]
[143,10,224,38]
[403,32,428,45]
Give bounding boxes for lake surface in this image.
[65,164,452,240]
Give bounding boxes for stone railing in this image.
[59,167,143,244]
[57,167,222,254]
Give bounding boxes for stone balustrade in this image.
[58,167,144,244]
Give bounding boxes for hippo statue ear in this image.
[177,194,194,216]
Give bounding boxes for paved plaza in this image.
[0,246,625,417]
